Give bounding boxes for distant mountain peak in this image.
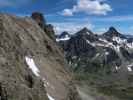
[59,31,70,38]
[103,26,123,38]
[76,27,93,36]
[109,27,118,33]
[56,31,71,42]
[81,27,89,32]
[61,31,70,36]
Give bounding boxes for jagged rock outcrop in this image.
[31,12,55,40]
[31,12,46,28]
[0,13,81,100]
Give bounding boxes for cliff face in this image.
[0,14,80,100]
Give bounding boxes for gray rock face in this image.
[0,14,80,100]
[0,14,48,100]
[31,12,46,28]
[31,12,55,40]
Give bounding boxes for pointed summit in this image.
[109,27,118,33]
[76,27,94,36]
[74,27,98,42]
[58,31,71,38]
[103,26,123,38]
[59,31,70,39]
[108,27,119,35]
[56,31,70,42]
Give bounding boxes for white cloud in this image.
[52,22,94,35]
[62,9,73,16]
[95,28,107,34]
[62,0,112,16]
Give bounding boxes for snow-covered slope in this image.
[56,31,71,42]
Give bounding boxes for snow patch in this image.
[43,78,55,90]
[25,56,40,77]
[112,37,126,44]
[105,42,113,47]
[95,53,100,57]
[127,67,132,72]
[56,35,70,42]
[43,78,50,87]
[127,64,133,72]
[113,45,120,52]
[72,56,77,59]
[86,32,90,35]
[105,52,109,55]
[115,66,120,70]
[127,42,133,49]
[99,38,108,43]
[47,93,55,100]
[86,40,96,47]
[96,43,105,47]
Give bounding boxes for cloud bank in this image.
[62,0,112,16]
[52,22,94,35]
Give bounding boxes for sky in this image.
[0,0,133,35]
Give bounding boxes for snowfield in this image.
[25,56,40,77]
[47,93,55,100]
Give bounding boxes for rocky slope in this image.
[57,27,133,100]
[0,13,81,100]
[31,12,55,40]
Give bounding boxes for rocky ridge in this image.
[0,13,81,100]
[57,27,133,73]
[31,12,55,40]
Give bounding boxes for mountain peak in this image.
[103,26,122,37]
[56,31,71,42]
[61,31,69,35]
[81,27,89,31]
[109,26,118,33]
[59,31,70,38]
[76,27,93,36]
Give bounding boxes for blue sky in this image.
[0,0,133,35]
